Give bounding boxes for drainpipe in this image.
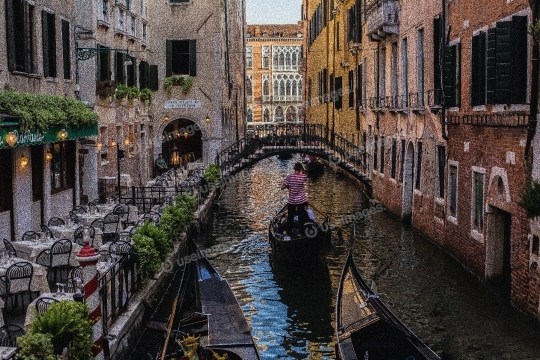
[525,0,540,177]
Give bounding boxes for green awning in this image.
[0,123,98,149]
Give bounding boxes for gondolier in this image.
[281,162,308,234]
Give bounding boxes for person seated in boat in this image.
[281,162,309,233]
[305,204,315,222]
[277,214,288,234]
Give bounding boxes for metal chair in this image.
[91,218,105,232]
[48,217,65,227]
[50,239,72,284]
[68,211,81,225]
[65,266,83,294]
[73,226,95,247]
[40,224,55,239]
[109,240,133,257]
[3,239,16,257]
[21,231,40,242]
[72,205,87,214]
[112,231,131,244]
[5,261,34,308]
[0,324,26,347]
[102,213,120,243]
[35,296,59,315]
[113,204,129,227]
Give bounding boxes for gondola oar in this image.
[160,295,179,360]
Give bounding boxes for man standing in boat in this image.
[281,162,309,234]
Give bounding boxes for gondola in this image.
[335,250,441,360]
[159,238,261,360]
[277,152,294,160]
[304,159,325,177]
[268,204,331,263]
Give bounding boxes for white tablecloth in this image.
[12,240,82,267]
[0,258,50,295]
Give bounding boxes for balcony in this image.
[427,89,444,112]
[369,97,386,112]
[366,0,399,41]
[408,92,425,112]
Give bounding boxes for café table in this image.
[11,238,82,267]
[0,257,50,295]
[24,292,75,328]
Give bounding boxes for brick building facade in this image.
[303,0,540,318]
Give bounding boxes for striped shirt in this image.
[283,173,307,204]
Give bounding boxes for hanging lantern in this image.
[5,132,17,147]
[58,129,68,141]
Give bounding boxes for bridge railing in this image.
[216,123,367,178]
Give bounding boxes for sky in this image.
[246,0,302,25]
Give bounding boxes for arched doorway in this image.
[286,106,297,122]
[161,118,202,168]
[402,141,415,223]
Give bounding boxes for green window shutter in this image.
[149,65,159,90]
[62,20,71,80]
[139,61,150,89]
[471,32,486,106]
[188,39,197,76]
[166,40,172,77]
[6,0,16,72]
[511,16,527,104]
[42,10,49,78]
[335,76,343,109]
[495,20,512,104]
[356,64,363,107]
[433,16,442,91]
[115,52,125,85]
[486,28,496,104]
[444,45,456,107]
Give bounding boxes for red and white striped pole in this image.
[77,241,104,360]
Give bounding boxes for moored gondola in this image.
[268,204,331,263]
[335,250,441,360]
[304,159,325,177]
[159,238,261,360]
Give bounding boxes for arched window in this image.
[279,53,285,68]
[291,52,297,66]
[286,80,292,96]
[246,76,253,96]
[275,106,284,121]
[273,80,279,96]
[279,80,285,96]
[263,108,270,122]
[298,80,302,96]
[286,106,297,122]
[285,52,291,68]
[247,108,253,122]
[263,79,270,96]
[273,53,279,69]
[292,80,297,96]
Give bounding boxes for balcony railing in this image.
[427,89,444,110]
[408,92,424,111]
[366,0,399,39]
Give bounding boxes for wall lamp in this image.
[96,142,103,152]
[163,115,170,122]
[20,155,28,168]
[124,138,130,147]
[110,140,117,147]
[205,114,211,123]
[5,132,17,147]
[58,129,68,141]
[45,151,53,161]
[184,131,189,139]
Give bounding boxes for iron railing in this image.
[100,250,141,333]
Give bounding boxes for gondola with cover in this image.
[268,204,331,263]
[159,238,261,360]
[335,250,441,360]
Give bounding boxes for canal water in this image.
[131,156,540,359]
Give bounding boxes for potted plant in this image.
[140,88,154,104]
[519,179,540,218]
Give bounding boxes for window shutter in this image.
[433,16,442,91]
[166,40,172,77]
[357,64,363,107]
[495,20,512,104]
[511,16,527,104]
[62,20,71,80]
[335,76,343,109]
[329,73,335,103]
[115,52,125,85]
[42,10,49,78]
[471,32,486,106]
[486,28,496,104]
[149,65,159,90]
[6,0,16,72]
[189,39,197,76]
[444,45,456,107]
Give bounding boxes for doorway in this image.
[401,142,414,224]
[485,206,512,300]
